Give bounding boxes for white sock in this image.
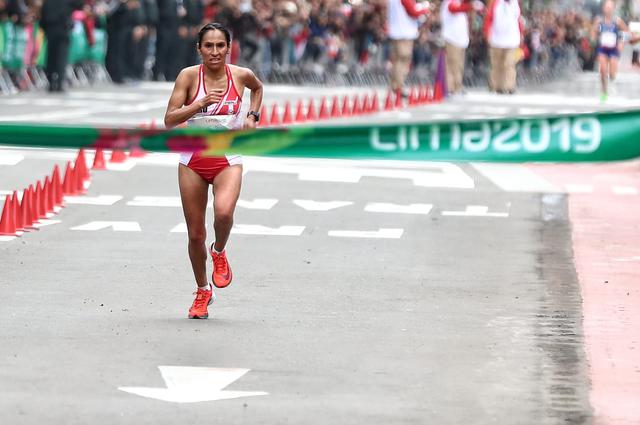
[198,283,212,291]
[211,243,224,255]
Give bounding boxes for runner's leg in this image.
[212,165,243,252]
[178,164,209,287]
[598,54,608,95]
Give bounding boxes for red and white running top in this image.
[180,64,243,166]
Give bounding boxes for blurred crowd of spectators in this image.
[0,0,604,85]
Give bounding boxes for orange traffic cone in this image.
[258,105,268,127]
[330,96,340,118]
[44,177,55,214]
[395,89,404,108]
[74,164,86,194]
[384,91,394,111]
[28,185,41,224]
[362,94,371,114]
[62,162,76,196]
[318,97,330,120]
[370,93,380,113]
[433,82,443,102]
[420,84,430,103]
[92,148,106,170]
[52,165,63,207]
[11,191,23,232]
[351,94,362,115]
[129,145,147,158]
[20,189,35,230]
[281,101,293,124]
[307,99,317,121]
[110,149,128,163]
[75,149,90,182]
[295,100,306,123]
[0,195,16,236]
[269,103,281,126]
[341,95,351,117]
[35,181,46,220]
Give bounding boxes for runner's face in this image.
[603,1,614,17]
[199,30,229,68]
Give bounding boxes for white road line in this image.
[612,186,638,195]
[471,163,561,193]
[64,195,123,205]
[232,224,305,236]
[565,184,594,194]
[364,202,433,214]
[106,161,137,171]
[0,235,17,242]
[442,206,509,218]
[328,228,404,239]
[33,219,61,228]
[0,153,24,165]
[237,199,279,210]
[71,221,141,231]
[128,196,182,207]
[292,200,353,211]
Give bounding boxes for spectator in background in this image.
[40,0,82,92]
[154,0,181,81]
[387,0,431,96]
[105,0,128,83]
[484,0,523,94]
[441,0,483,95]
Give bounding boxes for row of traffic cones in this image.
[260,84,439,127]
[0,148,114,237]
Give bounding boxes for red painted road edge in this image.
[531,161,640,425]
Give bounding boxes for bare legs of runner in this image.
[179,163,242,288]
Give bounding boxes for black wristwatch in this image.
[247,111,261,123]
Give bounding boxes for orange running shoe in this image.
[188,286,215,319]
[211,248,233,288]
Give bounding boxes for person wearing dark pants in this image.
[40,0,82,92]
[153,0,181,81]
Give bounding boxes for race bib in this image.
[188,115,237,129]
[600,31,617,48]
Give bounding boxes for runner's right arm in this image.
[164,69,224,129]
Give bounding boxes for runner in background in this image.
[592,0,629,102]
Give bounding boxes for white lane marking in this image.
[0,153,24,165]
[442,206,509,218]
[613,256,640,262]
[471,163,561,193]
[0,235,17,242]
[237,199,279,210]
[118,366,267,404]
[328,228,404,239]
[127,197,278,210]
[232,224,305,236]
[364,202,433,215]
[33,219,61,228]
[293,200,353,211]
[565,184,594,194]
[128,196,182,207]
[64,195,123,205]
[106,161,137,171]
[71,221,141,231]
[244,157,475,189]
[612,186,638,195]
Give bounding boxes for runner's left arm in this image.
[241,68,264,129]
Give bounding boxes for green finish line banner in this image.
[1,110,639,162]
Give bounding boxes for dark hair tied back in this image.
[197,23,231,46]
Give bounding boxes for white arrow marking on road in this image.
[64,195,123,205]
[128,197,278,210]
[293,200,353,211]
[118,366,267,403]
[0,153,24,165]
[71,221,142,231]
[364,202,433,215]
[441,206,508,218]
[565,184,593,194]
[236,199,279,210]
[106,160,137,171]
[232,224,305,236]
[328,228,404,239]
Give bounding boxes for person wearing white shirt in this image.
[387,0,431,95]
[483,0,523,94]
[440,0,484,94]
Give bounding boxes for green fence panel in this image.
[1,21,27,71]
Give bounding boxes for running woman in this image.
[592,0,629,102]
[164,22,263,319]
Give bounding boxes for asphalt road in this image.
[4,72,639,424]
[0,145,592,424]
